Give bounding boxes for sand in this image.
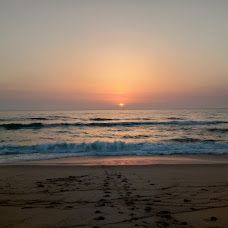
[1,156,228,227]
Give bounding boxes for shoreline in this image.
[3,154,228,166]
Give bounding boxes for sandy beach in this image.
[0,156,228,228]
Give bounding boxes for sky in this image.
[0,0,227,110]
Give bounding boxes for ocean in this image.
[0,109,227,163]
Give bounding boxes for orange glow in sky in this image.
[0,1,227,110]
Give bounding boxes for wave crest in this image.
[168,138,217,143]
[0,141,228,157]
[208,128,228,133]
[1,120,227,130]
[1,123,43,130]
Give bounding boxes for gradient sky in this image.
[0,0,227,110]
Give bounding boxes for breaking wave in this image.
[0,141,228,158]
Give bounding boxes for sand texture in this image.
[0,164,228,227]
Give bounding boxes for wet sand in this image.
[32,154,228,166]
[1,156,228,227]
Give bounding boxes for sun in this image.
[119,103,125,107]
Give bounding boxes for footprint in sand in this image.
[94,216,105,221]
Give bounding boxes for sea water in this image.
[0,109,227,163]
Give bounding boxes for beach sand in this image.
[1,156,228,227]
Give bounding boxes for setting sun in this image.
[119,103,125,107]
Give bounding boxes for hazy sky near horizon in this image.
[0,0,227,110]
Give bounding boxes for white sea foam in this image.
[0,141,228,162]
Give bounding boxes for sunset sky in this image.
[0,0,227,110]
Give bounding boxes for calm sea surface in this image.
[0,109,227,163]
